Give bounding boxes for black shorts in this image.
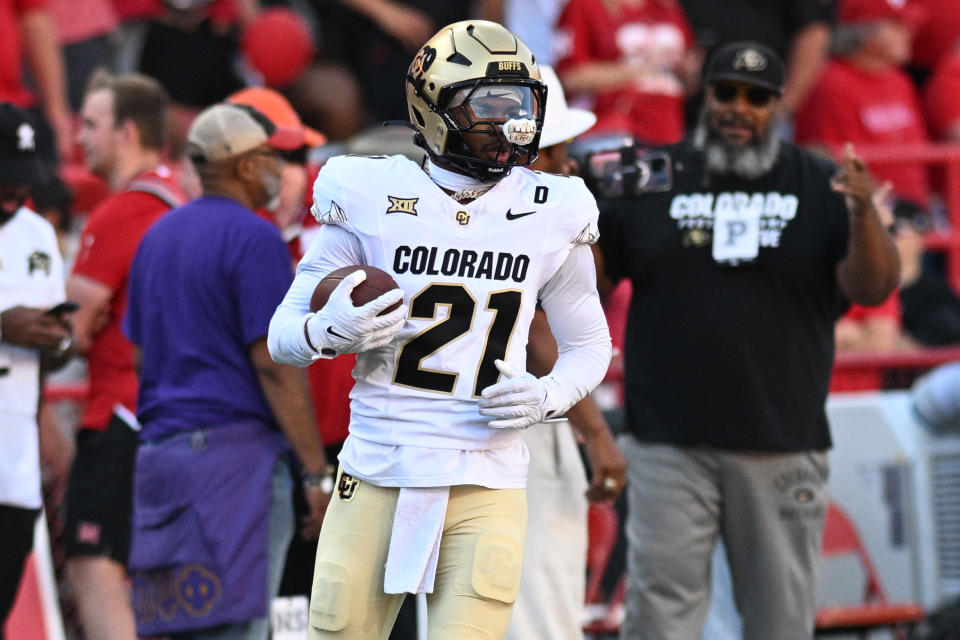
[64,413,138,563]
[0,505,39,626]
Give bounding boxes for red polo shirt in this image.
[72,166,185,430]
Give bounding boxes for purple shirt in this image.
[125,196,293,441]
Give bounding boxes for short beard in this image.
[692,108,781,180]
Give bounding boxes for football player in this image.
[268,20,612,639]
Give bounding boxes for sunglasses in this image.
[712,83,776,107]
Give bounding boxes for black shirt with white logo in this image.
[599,139,849,451]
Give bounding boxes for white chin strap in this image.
[502,118,537,145]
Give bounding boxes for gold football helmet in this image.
[406,20,546,181]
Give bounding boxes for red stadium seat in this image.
[815,502,925,638]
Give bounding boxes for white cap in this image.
[538,66,597,148]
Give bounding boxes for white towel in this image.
[383,486,450,594]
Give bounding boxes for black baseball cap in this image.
[0,103,46,186]
[704,42,786,96]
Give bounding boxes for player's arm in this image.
[65,274,112,355]
[268,224,406,365]
[269,223,362,365]
[250,338,331,533]
[527,309,626,500]
[536,244,613,414]
[480,245,612,429]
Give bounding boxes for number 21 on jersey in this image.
[393,283,522,397]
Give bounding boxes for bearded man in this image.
[591,41,900,640]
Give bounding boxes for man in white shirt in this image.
[269,20,612,640]
[0,102,72,633]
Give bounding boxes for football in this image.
[310,265,402,315]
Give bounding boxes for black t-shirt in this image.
[598,140,849,451]
[678,0,834,57]
[138,19,244,108]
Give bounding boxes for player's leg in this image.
[426,485,526,640]
[720,450,828,640]
[308,471,405,639]
[64,414,139,640]
[618,437,722,640]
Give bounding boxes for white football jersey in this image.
[310,155,599,449]
[0,208,65,508]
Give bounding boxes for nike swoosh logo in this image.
[506,209,536,220]
[326,326,348,340]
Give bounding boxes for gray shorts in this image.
[619,436,829,640]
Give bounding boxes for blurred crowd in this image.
[5,0,960,638]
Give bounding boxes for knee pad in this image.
[309,561,351,632]
[470,532,523,604]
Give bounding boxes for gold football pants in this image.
[308,471,527,639]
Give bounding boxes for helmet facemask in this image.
[432,78,545,181]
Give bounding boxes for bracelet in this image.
[302,465,336,493]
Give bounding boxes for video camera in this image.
[571,135,673,199]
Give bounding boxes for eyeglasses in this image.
[711,83,776,108]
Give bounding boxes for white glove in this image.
[478,359,555,430]
[304,269,407,358]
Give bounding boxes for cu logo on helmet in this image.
[412,46,436,78]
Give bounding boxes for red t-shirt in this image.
[925,52,960,140]
[911,0,960,70]
[794,59,931,205]
[49,0,117,46]
[0,0,48,108]
[830,293,902,392]
[555,0,693,144]
[71,166,185,430]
